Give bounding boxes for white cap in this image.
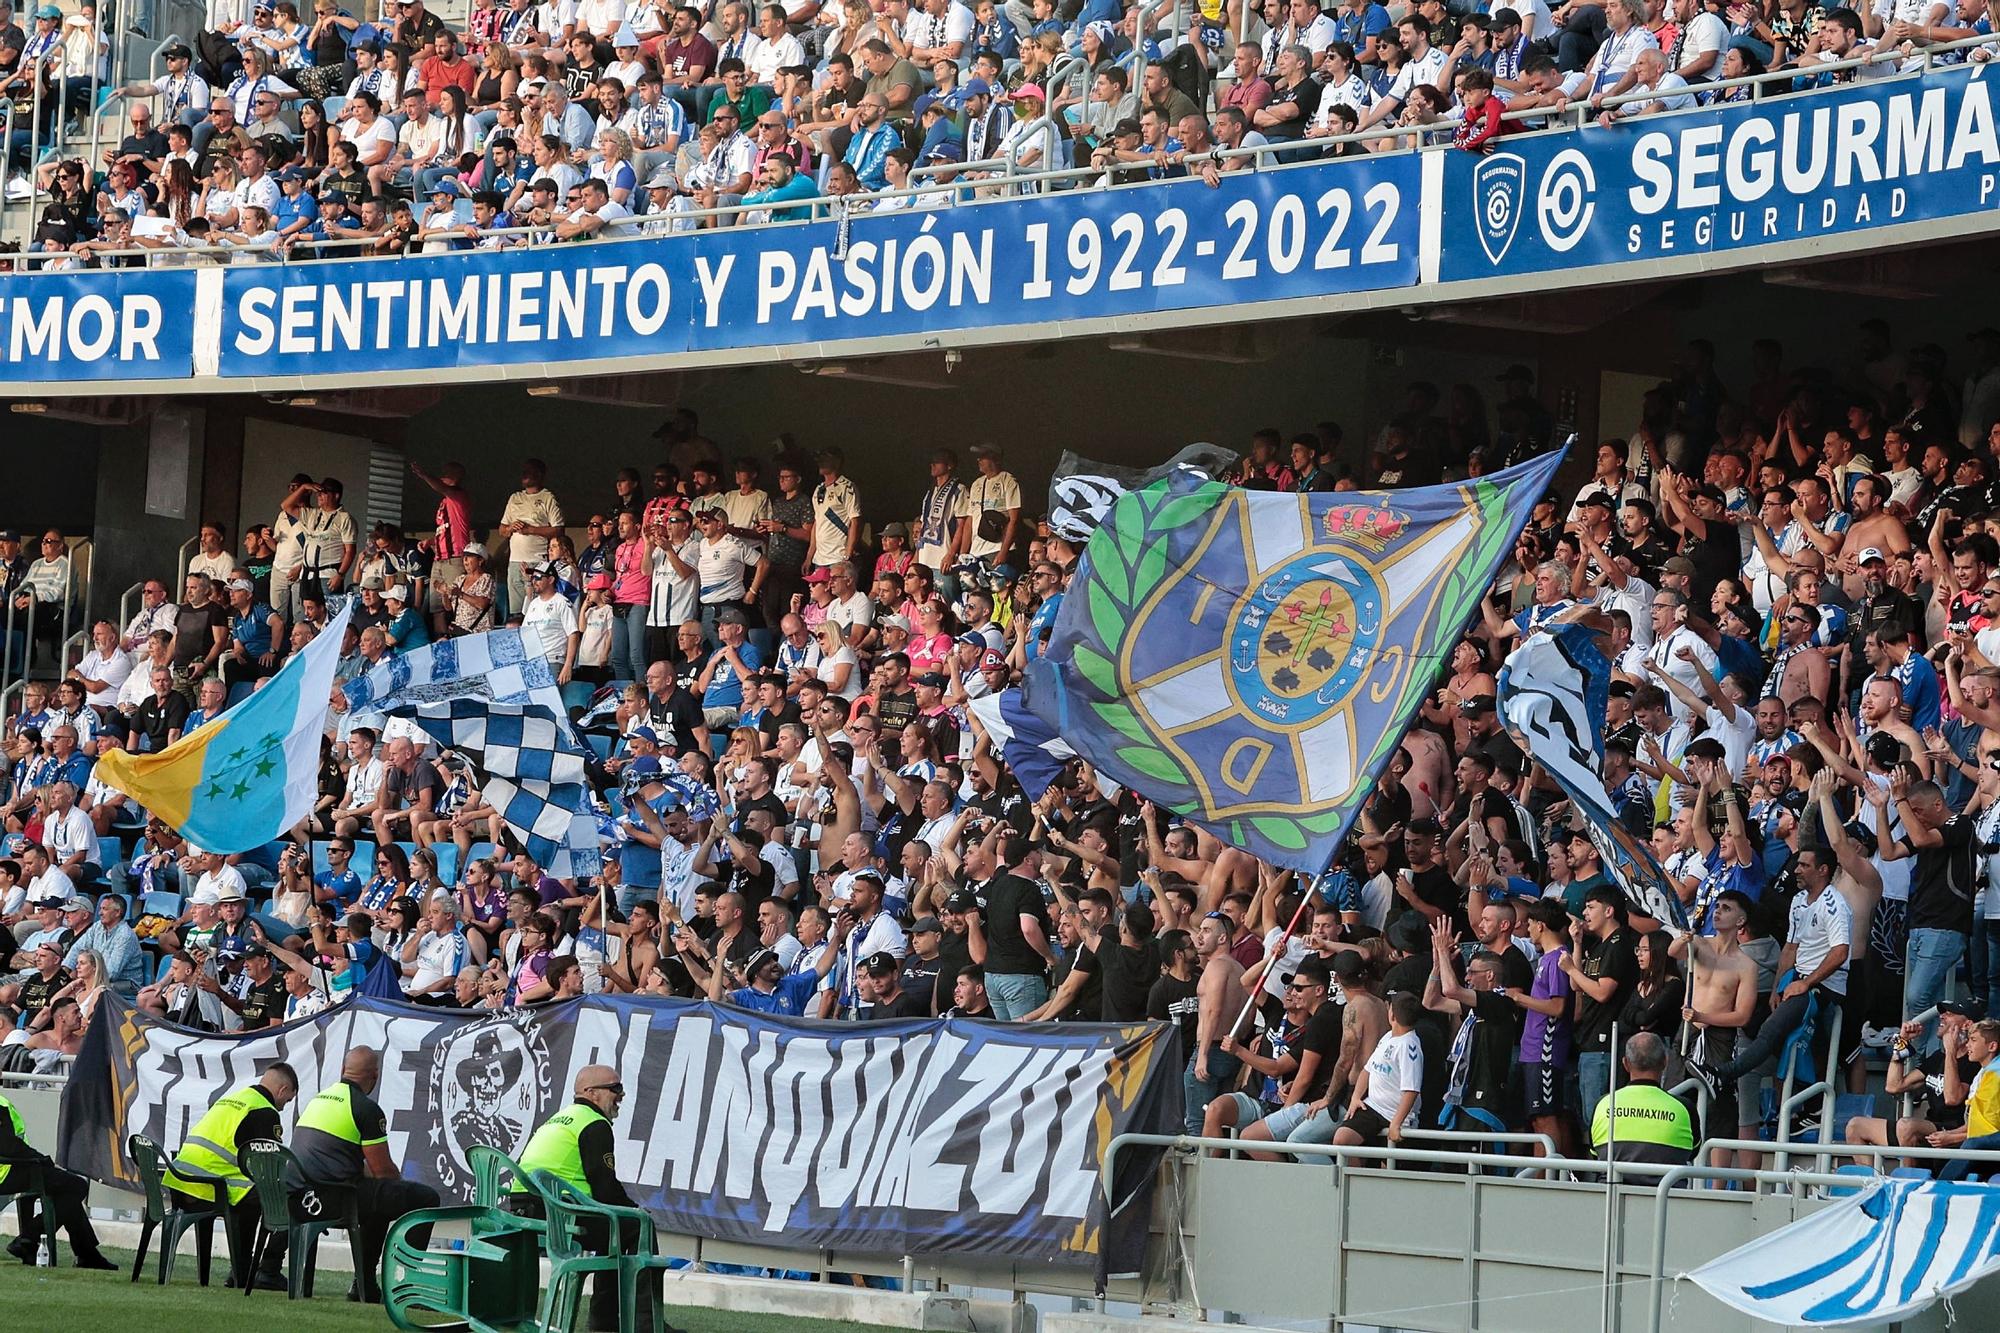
[386,583,410,602]
[1857,546,1887,565]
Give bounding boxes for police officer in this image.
[162,1062,298,1288]
[510,1065,676,1333]
[1589,1032,1696,1167]
[1,1088,116,1268]
[285,1047,440,1303]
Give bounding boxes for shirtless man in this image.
[1835,476,1912,601]
[1669,890,1758,1166]
[1186,911,1247,1133]
[1327,949,1389,1103]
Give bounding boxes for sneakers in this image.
[1682,1056,1723,1102]
[1861,1023,1898,1049]
[3,177,31,201]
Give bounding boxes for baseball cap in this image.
[716,606,747,626]
[1941,998,1989,1019]
[0,530,17,543]
[913,671,948,689]
[61,895,91,912]
[227,577,253,592]
[586,572,613,591]
[880,614,911,634]
[646,166,679,189]
[190,885,221,906]
[273,167,303,183]
[861,951,900,976]
[630,725,660,745]
[1010,82,1046,101]
[1111,116,1142,137]
[163,41,193,57]
[629,755,664,778]
[881,522,909,539]
[945,889,979,912]
[805,568,830,584]
[1576,490,1615,511]
[1858,546,1887,565]
[529,560,557,579]
[980,649,1007,671]
[1459,695,1495,716]
[910,916,941,935]
[925,141,965,164]
[462,540,489,559]
[430,174,459,195]
[386,583,410,602]
[1662,556,1697,577]
[1490,5,1522,23]
[1329,950,1365,979]
[963,78,992,97]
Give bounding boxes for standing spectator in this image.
[496,458,566,618]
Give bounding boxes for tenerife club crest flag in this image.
[1024,452,1563,874]
[1496,618,1687,931]
[97,602,354,853]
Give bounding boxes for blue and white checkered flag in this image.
[404,699,601,879]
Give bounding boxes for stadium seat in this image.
[310,840,331,875]
[560,681,595,713]
[0,1158,60,1268]
[464,841,496,867]
[533,1170,678,1333]
[586,734,614,762]
[380,1206,545,1332]
[126,1133,233,1287]
[240,1141,361,1301]
[1823,1164,1880,1198]
[427,843,459,883]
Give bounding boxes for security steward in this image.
[1589,1032,1696,1167]
[163,1061,299,1288]
[509,1065,679,1333]
[1,1088,117,1268]
[285,1047,441,1302]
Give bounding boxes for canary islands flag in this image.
[97,602,353,853]
[1024,453,1563,874]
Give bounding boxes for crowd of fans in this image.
[5,325,2000,1181]
[5,0,1994,266]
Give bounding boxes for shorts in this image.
[1341,1105,1392,1147]
[1268,1100,1340,1146]
[1522,1060,1567,1118]
[1219,1091,1275,1127]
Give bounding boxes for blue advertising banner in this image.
[1441,64,2000,281]
[216,153,1419,375]
[60,991,1183,1276]
[0,267,197,381]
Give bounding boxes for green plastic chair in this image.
[0,1157,59,1268]
[240,1139,362,1300]
[531,1170,677,1333]
[127,1133,234,1286]
[380,1205,547,1333]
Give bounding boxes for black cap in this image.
[1459,694,1496,716]
[1386,917,1429,954]
[910,916,942,935]
[1941,998,1988,1019]
[1577,489,1616,510]
[1489,6,1522,26]
[861,951,900,976]
[744,947,782,975]
[1330,950,1365,979]
[945,889,979,912]
[163,41,193,58]
[912,671,948,689]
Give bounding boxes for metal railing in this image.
[2,28,1996,273]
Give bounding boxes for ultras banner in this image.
[61,992,1182,1276]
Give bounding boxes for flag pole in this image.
[1227,887,1316,1039]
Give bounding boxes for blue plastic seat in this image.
[428,843,459,884]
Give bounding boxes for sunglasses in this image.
[588,1081,625,1094]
